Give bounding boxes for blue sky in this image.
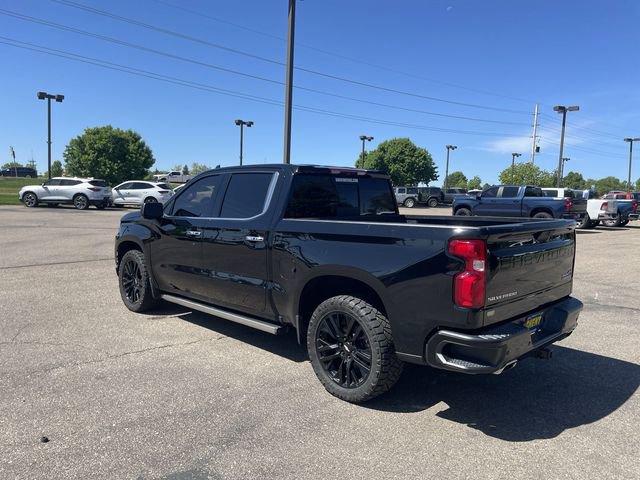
[1,0,639,185]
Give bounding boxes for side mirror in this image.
[141,202,163,220]
[476,192,482,199]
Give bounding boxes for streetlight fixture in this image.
[443,145,457,190]
[624,137,640,193]
[359,135,373,164]
[553,105,579,187]
[37,91,64,179]
[234,119,254,166]
[511,152,522,168]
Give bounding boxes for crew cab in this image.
[599,192,639,227]
[443,187,468,204]
[542,188,592,228]
[454,185,587,221]
[115,165,583,403]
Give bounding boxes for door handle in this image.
[245,235,264,242]
[186,229,202,237]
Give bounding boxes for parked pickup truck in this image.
[152,171,193,184]
[599,192,639,227]
[453,185,587,221]
[115,165,583,403]
[542,188,594,229]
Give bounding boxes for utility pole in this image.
[530,103,539,164]
[282,0,296,164]
[624,137,640,193]
[444,145,457,190]
[234,119,253,166]
[359,135,373,164]
[553,105,579,187]
[37,91,64,179]
[9,146,16,177]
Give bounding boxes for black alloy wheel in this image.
[118,249,158,312]
[121,258,143,304]
[315,311,372,389]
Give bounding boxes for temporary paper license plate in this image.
[524,313,543,331]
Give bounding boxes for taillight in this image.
[600,202,608,211]
[158,190,170,194]
[632,201,638,213]
[564,198,573,212]
[448,239,487,309]
[88,187,101,192]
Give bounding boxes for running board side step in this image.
[160,294,284,335]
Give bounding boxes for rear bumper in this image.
[562,212,585,220]
[425,296,582,374]
[89,196,112,206]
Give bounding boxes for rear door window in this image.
[60,179,81,186]
[500,186,520,198]
[407,187,418,195]
[220,173,274,219]
[396,188,405,194]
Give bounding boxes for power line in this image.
[0,8,529,127]
[148,0,543,106]
[48,0,531,115]
[0,35,529,138]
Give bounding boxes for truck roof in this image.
[196,164,388,178]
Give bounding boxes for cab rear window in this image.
[285,174,397,218]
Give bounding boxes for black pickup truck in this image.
[115,165,583,403]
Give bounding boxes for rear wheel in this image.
[73,194,89,210]
[307,295,403,403]
[403,198,415,208]
[455,207,471,216]
[576,215,590,229]
[533,212,553,219]
[118,250,158,312]
[23,192,38,208]
[620,220,629,226]
[603,217,622,227]
[144,196,158,204]
[427,197,439,208]
[588,220,600,228]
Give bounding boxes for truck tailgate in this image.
[485,224,575,314]
[570,197,587,214]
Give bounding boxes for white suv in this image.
[19,177,112,210]
[111,181,174,206]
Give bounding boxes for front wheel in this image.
[455,207,471,216]
[427,198,439,208]
[403,198,415,208]
[307,295,403,403]
[118,250,159,312]
[23,192,38,208]
[73,194,89,210]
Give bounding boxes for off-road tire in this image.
[403,198,415,208]
[118,249,159,312]
[307,295,403,403]
[427,197,439,208]
[576,214,590,229]
[455,207,471,216]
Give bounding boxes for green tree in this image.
[562,171,587,189]
[1,161,23,169]
[356,137,437,186]
[64,126,155,185]
[445,171,467,188]
[190,162,210,175]
[498,162,555,186]
[482,183,491,190]
[182,164,190,175]
[635,178,640,191]
[467,175,482,190]
[50,160,63,177]
[593,176,625,196]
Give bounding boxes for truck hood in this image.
[120,211,142,223]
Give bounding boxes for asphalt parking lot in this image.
[1,205,639,479]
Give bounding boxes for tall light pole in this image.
[359,135,373,164]
[624,137,640,193]
[282,0,296,164]
[234,119,253,166]
[560,157,570,185]
[444,145,457,190]
[37,91,64,179]
[553,105,579,187]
